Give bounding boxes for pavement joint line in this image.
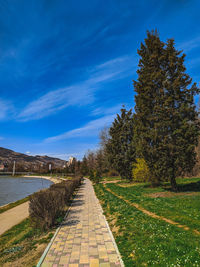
[36,187,80,267]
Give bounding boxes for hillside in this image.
[0,147,66,172]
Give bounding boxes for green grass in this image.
[107,177,200,231]
[94,177,200,266]
[0,218,54,266]
[0,196,29,214]
[101,176,121,181]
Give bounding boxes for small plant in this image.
[132,158,151,182]
[89,170,95,181]
[89,170,101,184]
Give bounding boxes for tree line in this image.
[81,31,200,191]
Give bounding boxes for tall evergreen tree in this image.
[106,107,135,180]
[134,30,199,190]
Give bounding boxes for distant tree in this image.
[99,127,112,173]
[85,150,96,171]
[80,155,89,176]
[99,127,110,150]
[95,149,105,175]
[134,30,199,190]
[106,107,136,180]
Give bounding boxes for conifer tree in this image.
[106,108,135,180]
[134,30,199,190]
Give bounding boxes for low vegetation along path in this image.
[40,178,123,267]
[103,184,200,236]
[0,201,29,235]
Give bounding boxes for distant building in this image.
[67,156,75,166]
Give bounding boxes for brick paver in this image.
[41,178,123,267]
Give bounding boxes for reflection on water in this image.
[0,176,53,206]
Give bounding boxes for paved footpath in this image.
[41,178,123,267]
[0,201,29,235]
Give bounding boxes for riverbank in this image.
[22,175,62,184]
[0,176,61,210]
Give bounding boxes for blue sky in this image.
[0,0,200,160]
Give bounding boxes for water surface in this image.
[0,176,53,206]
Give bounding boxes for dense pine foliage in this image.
[134,31,199,190]
[81,31,199,190]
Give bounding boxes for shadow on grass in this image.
[165,181,200,192]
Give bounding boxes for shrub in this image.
[89,170,101,184]
[132,158,151,182]
[94,170,101,184]
[29,189,65,230]
[29,177,83,230]
[89,170,95,182]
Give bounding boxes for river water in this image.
[0,176,53,207]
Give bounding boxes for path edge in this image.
[92,180,125,267]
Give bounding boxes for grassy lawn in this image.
[108,177,200,231]
[101,176,121,181]
[94,177,200,266]
[0,218,55,267]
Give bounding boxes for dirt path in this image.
[103,184,200,236]
[0,201,29,235]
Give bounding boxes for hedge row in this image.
[29,177,82,230]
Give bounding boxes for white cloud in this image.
[45,114,115,143]
[18,85,94,121]
[177,36,200,53]
[0,99,13,120]
[91,104,124,116]
[18,54,136,121]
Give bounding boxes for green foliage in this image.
[106,108,136,180]
[132,158,151,182]
[89,170,95,181]
[134,30,200,190]
[89,169,101,184]
[80,155,89,175]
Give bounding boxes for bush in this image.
[29,189,65,230]
[89,170,101,184]
[29,177,83,230]
[132,158,151,182]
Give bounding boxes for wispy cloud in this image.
[91,104,124,116]
[177,36,200,53]
[18,54,136,121]
[18,85,94,121]
[0,99,13,120]
[45,114,115,143]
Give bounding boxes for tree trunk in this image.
[170,175,178,192]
